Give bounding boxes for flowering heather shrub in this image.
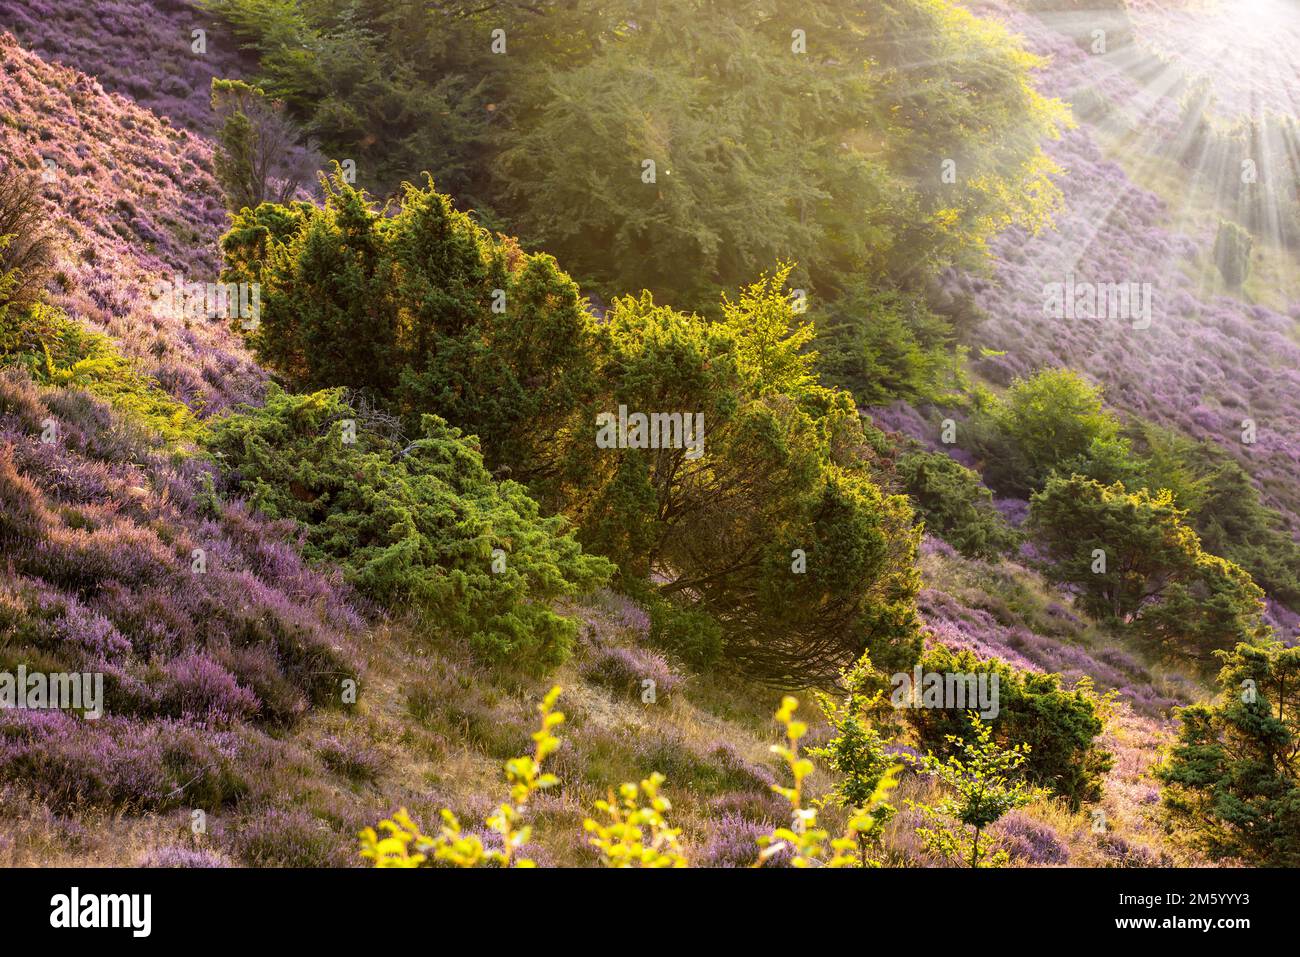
[0,1,253,134]
[580,646,682,703]
[702,742,780,795]
[699,813,790,868]
[54,596,130,659]
[153,651,261,723]
[994,811,1070,866]
[141,847,230,868]
[0,712,246,812]
[233,808,351,868]
[920,596,1040,673]
[1264,600,1300,644]
[993,498,1030,528]
[918,534,957,560]
[314,735,381,786]
[0,368,365,810]
[569,588,652,643]
[1094,832,1171,868]
[705,790,791,829]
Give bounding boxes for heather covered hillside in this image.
[0,30,262,414]
[0,0,251,134]
[940,0,1300,537]
[1,0,1298,873]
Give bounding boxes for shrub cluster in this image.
[220,175,925,684]
[0,366,364,809]
[896,449,1019,560]
[900,645,1113,810]
[1157,641,1300,866]
[206,385,613,669]
[1028,475,1269,664]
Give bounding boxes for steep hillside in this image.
[0,30,263,415]
[944,2,1300,538]
[2,0,1294,872]
[0,0,250,134]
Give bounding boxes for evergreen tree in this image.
[1156,641,1300,865]
[210,78,318,213]
[1028,475,1269,664]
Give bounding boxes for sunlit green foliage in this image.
[760,695,901,867]
[206,0,1068,309]
[968,369,1126,496]
[902,645,1112,810]
[810,655,898,863]
[1121,426,1300,608]
[1,302,202,444]
[583,772,688,867]
[1028,475,1269,664]
[220,171,598,483]
[911,713,1043,868]
[206,387,612,668]
[222,177,923,683]
[495,0,1069,306]
[566,272,923,682]
[972,389,1300,610]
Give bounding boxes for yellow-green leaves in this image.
[583,772,687,868]
[760,695,900,868]
[358,808,432,868]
